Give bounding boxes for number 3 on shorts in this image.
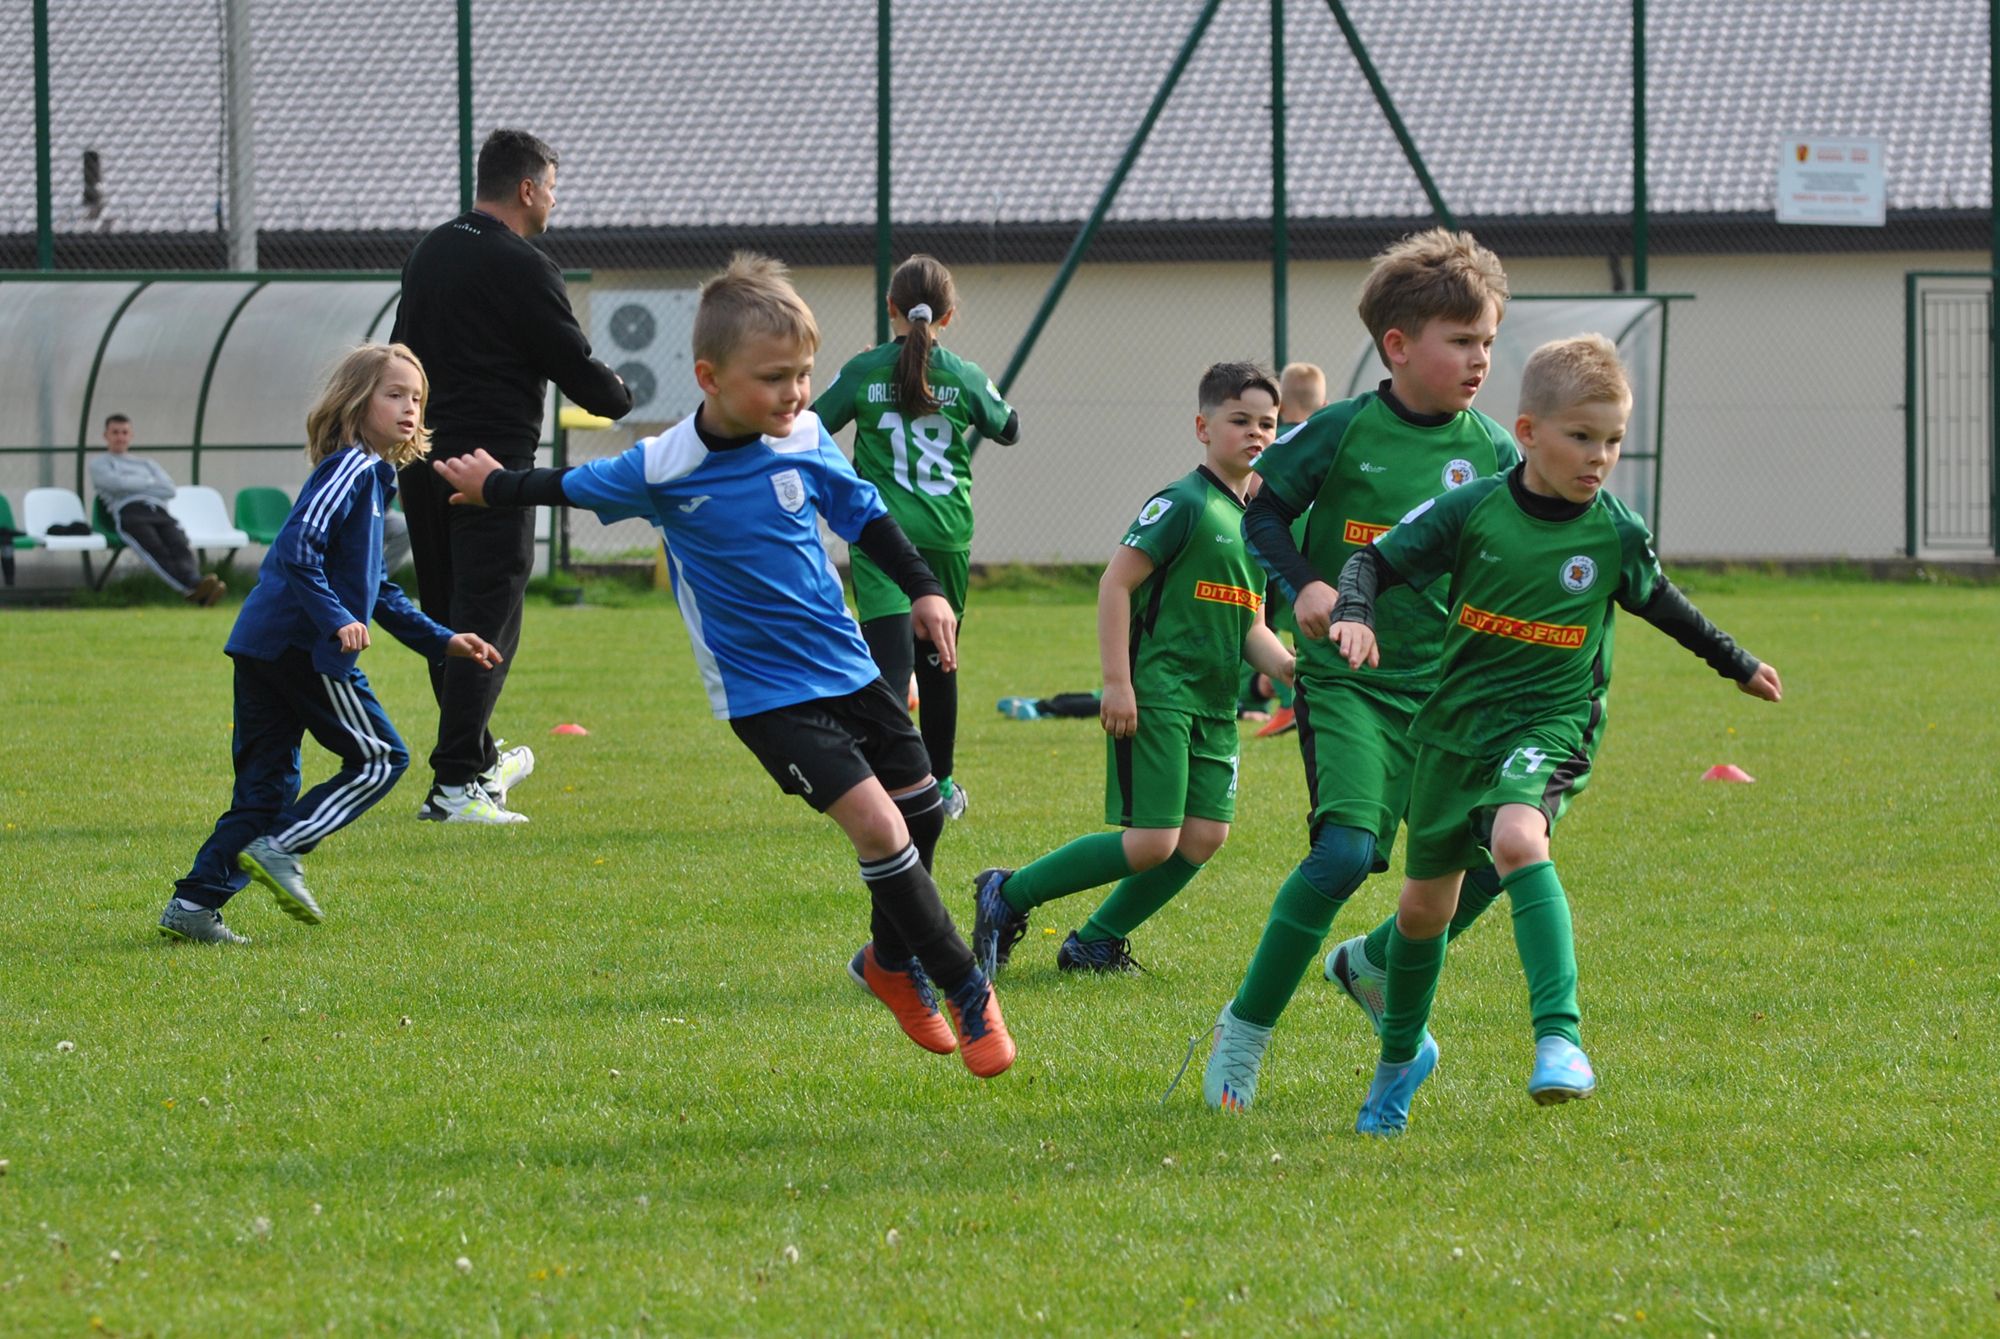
[1502,746,1549,778]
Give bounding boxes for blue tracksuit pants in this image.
[177,649,409,908]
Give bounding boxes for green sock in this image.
[1002,831,1134,914]
[1080,852,1202,942]
[1502,861,1581,1046]
[1359,863,1501,971]
[938,775,955,799]
[1230,867,1343,1027]
[1381,924,1447,1065]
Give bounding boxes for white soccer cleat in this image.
[477,742,535,804]
[417,782,528,825]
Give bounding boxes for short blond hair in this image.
[304,343,432,468]
[1518,334,1631,418]
[692,252,821,365]
[1278,361,1327,415]
[1357,229,1509,369]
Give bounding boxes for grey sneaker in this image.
[417,781,528,825]
[158,900,250,945]
[941,782,969,821]
[477,743,535,804]
[1326,933,1387,1036]
[239,837,325,924]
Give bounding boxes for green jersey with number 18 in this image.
[813,341,1015,552]
[1253,387,1519,693]
[1370,469,1663,759]
[1119,467,1265,719]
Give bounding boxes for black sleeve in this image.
[1243,486,1322,602]
[1629,579,1761,682]
[478,466,573,509]
[854,515,945,603]
[514,255,635,421]
[1332,547,1405,630]
[990,408,1021,447]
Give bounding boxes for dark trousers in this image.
[177,650,409,908]
[114,501,201,593]
[399,456,535,785]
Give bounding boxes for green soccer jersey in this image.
[1120,467,1264,719]
[813,341,1015,552]
[1254,388,1519,692]
[1371,469,1663,758]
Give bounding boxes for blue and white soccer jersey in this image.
[559,410,885,718]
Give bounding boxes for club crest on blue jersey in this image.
[1442,458,1477,489]
[1560,554,1598,592]
[769,468,807,513]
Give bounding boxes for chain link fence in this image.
[4,0,1990,574]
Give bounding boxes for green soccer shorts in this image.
[1106,706,1239,829]
[1403,726,1595,879]
[1293,670,1425,870]
[851,546,969,621]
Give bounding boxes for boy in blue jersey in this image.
[160,344,501,945]
[433,253,1016,1078]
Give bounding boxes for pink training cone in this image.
[1701,763,1755,783]
[550,723,590,736]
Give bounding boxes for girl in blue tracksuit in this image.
[159,343,501,944]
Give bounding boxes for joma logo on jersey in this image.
[1458,603,1586,649]
[1343,519,1391,546]
[1194,581,1261,612]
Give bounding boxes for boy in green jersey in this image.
[815,255,1020,819]
[1236,361,1324,727]
[1329,335,1783,1134]
[1203,229,1519,1112]
[972,364,1296,974]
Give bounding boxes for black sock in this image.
[912,641,957,781]
[894,782,944,871]
[860,614,915,701]
[859,844,974,992]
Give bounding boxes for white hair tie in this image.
[906,303,933,323]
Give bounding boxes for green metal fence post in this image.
[1323,0,1455,230]
[875,0,892,346]
[1990,0,1998,553]
[457,0,474,213]
[1633,0,1649,291]
[996,0,1223,396]
[33,0,54,271]
[1271,0,1289,368]
[1905,273,1919,557]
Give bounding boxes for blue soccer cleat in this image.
[996,696,1040,720]
[971,868,1029,977]
[1355,1034,1440,1137]
[1201,1002,1272,1113]
[1325,933,1388,1036]
[1527,1036,1597,1105]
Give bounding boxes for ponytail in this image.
[887,254,957,417]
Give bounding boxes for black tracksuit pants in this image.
[399,452,536,786]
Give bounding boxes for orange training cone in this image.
[1701,763,1754,783]
[551,723,590,736]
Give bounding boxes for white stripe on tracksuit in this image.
[271,674,398,851]
[299,450,374,541]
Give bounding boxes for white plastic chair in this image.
[168,485,250,559]
[23,486,108,584]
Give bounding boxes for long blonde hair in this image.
[304,343,433,467]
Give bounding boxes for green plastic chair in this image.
[89,496,130,587]
[0,494,29,585]
[234,487,291,546]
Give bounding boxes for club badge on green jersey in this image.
[1560,554,1598,592]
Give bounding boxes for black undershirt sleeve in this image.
[1628,579,1761,682]
[854,515,945,603]
[477,466,573,509]
[1243,486,1322,603]
[1332,547,1405,630]
[990,408,1021,446]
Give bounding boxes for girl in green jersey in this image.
[815,255,1020,820]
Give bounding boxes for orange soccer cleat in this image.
[848,943,957,1054]
[943,971,1017,1078]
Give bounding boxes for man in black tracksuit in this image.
[392,128,632,823]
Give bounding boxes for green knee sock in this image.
[1502,861,1581,1046]
[1360,863,1501,970]
[1080,852,1202,942]
[1230,867,1345,1027]
[1381,924,1447,1065]
[1002,831,1135,914]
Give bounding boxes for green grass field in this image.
[4,574,1996,1335]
